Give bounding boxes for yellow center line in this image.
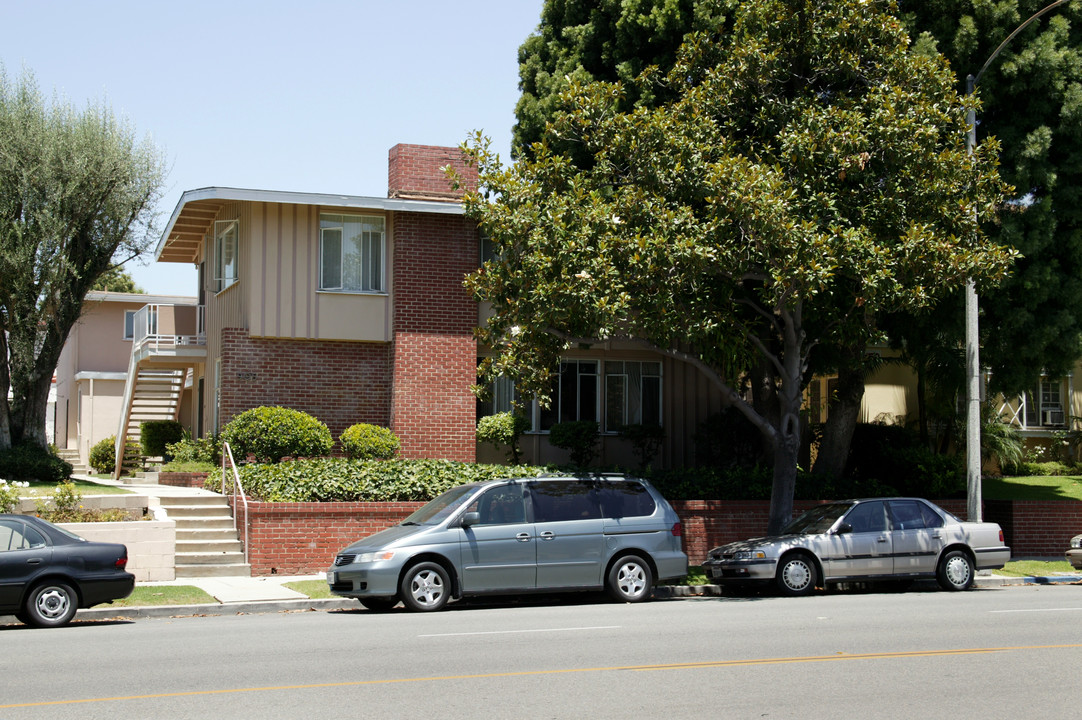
[4,643,1081,709]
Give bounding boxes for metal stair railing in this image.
[221,442,249,565]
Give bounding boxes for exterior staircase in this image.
[56,447,88,475]
[157,495,251,578]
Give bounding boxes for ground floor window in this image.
[477,358,662,433]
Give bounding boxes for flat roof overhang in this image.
[155,187,466,263]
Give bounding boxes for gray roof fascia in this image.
[154,186,466,261]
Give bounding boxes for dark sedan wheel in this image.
[936,550,973,591]
[607,555,653,603]
[359,597,399,612]
[25,581,78,627]
[775,553,817,596]
[399,562,450,612]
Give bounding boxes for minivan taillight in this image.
[671,522,682,537]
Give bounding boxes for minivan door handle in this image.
[539,531,555,541]
[516,532,532,542]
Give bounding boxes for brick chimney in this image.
[387,143,478,202]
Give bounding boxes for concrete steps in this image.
[56,448,88,475]
[157,495,251,578]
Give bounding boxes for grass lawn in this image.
[983,474,1082,501]
[18,479,133,498]
[998,560,1078,577]
[110,586,217,607]
[284,580,334,599]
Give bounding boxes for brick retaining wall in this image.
[231,497,1079,576]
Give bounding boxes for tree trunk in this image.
[0,327,11,450]
[11,369,53,448]
[750,357,781,466]
[767,430,801,534]
[812,361,865,478]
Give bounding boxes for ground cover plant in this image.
[110,586,217,607]
[206,458,555,502]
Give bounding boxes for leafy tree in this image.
[513,0,733,158]
[900,1,1082,396]
[91,264,144,294]
[461,0,1013,533]
[0,67,165,450]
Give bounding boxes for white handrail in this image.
[222,442,249,565]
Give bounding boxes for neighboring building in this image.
[54,291,197,469]
[117,144,727,471]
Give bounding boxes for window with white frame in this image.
[604,361,662,430]
[539,360,599,431]
[320,213,385,293]
[215,220,240,292]
[1025,378,1066,427]
[123,310,136,340]
[477,374,516,418]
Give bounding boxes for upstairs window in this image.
[320,213,385,293]
[215,220,240,292]
[123,310,136,340]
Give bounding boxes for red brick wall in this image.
[158,472,209,489]
[234,500,424,575]
[391,212,478,462]
[219,329,392,439]
[388,143,477,200]
[231,498,1077,576]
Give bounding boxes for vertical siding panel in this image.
[249,202,264,337]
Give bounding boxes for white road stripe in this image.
[990,608,1082,613]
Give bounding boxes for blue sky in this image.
[0,0,543,295]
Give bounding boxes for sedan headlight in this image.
[733,550,767,561]
[1070,536,1082,549]
[355,551,396,563]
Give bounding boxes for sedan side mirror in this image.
[460,511,480,528]
[835,522,853,535]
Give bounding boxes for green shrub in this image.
[1004,460,1082,477]
[0,479,29,512]
[548,420,599,469]
[618,424,665,470]
[165,435,221,466]
[140,420,185,458]
[88,436,140,475]
[339,424,401,460]
[476,412,530,464]
[0,442,72,483]
[205,458,556,502]
[221,406,333,463]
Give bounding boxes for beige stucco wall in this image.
[56,520,176,582]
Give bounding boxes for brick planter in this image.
[228,497,1080,576]
[158,472,209,489]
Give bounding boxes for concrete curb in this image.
[7,575,1079,625]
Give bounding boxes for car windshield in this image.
[400,484,479,526]
[781,502,854,535]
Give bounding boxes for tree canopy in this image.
[901,0,1082,397]
[91,264,144,294]
[0,67,165,449]
[463,0,1013,532]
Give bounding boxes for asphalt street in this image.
[2,583,1080,719]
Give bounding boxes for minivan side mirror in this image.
[460,511,480,528]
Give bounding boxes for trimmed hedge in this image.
[339,424,400,460]
[140,420,185,458]
[221,406,333,463]
[206,458,554,502]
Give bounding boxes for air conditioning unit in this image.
[1042,409,1065,426]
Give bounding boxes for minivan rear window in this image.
[598,482,655,518]
[530,481,601,522]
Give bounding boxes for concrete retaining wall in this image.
[55,520,176,582]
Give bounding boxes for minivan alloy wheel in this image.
[400,562,450,611]
[607,556,653,603]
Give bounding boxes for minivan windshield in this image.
[400,484,479,526]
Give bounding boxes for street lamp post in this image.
[965,0,1075,522]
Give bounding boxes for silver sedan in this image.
[702,498,1010,596]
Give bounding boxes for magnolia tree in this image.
[459,0,1015,533]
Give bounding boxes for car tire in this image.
[936,550,973,591]
[399,562,450,612]
[607,555,653,603]
[24,581,78,628]
[775,553,817,596]
[359,597,399,612]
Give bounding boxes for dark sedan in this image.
[0,514,135,627]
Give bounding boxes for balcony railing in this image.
[133,304,206,351]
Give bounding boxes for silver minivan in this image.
[326,475,688,611]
